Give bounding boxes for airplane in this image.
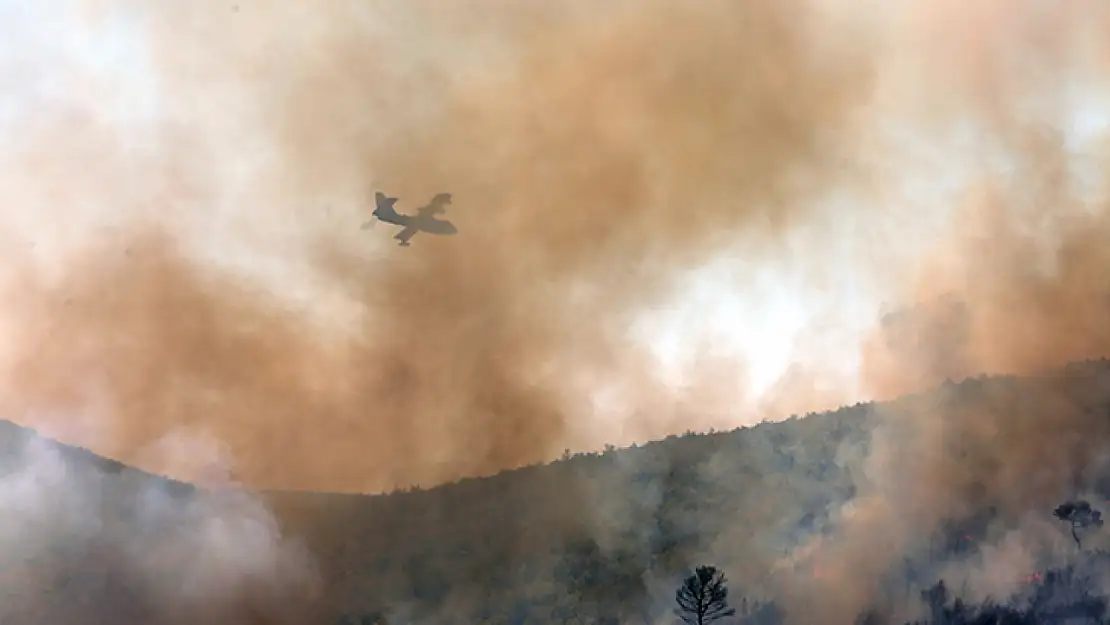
[361,191,458,247]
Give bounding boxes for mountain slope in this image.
[6,359,1110,624]
[266,358,1110,624]
[0,419,316,625]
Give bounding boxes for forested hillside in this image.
[267,358,1110,625]
[5,360,1110,624]
[269,402,868,623]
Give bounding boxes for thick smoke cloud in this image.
[779,2,1110,622]
[5,0,1110,623]
[0,0,880,492]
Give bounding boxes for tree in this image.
[675,565,737,625]
[1053,500,1103,549]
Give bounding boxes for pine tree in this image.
[675,565,737,625]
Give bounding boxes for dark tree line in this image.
[905,567,1110,625]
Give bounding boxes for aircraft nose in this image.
[444,222,458,234]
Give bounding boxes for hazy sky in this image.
[1,0,1107,409]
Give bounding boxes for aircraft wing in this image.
[394,225,419,244]
[374,209,410,227]
[378,214,410,227]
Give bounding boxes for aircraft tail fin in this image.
[373,192,398,215]
[371,191,408,226]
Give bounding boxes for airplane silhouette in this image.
[361,191,458,246]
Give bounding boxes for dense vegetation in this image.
[9,359,1110,623]
[269,397,870,624]
[261,358,1110,624]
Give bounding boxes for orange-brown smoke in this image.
[7,1,1110,620]
[780,2,1110,621]
[0,0,879,493]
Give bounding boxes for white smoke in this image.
[0,424,319,625]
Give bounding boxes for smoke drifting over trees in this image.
[0,0,1110,623]
[1,0,1106,490]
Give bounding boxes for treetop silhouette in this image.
[675,565,737,625]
